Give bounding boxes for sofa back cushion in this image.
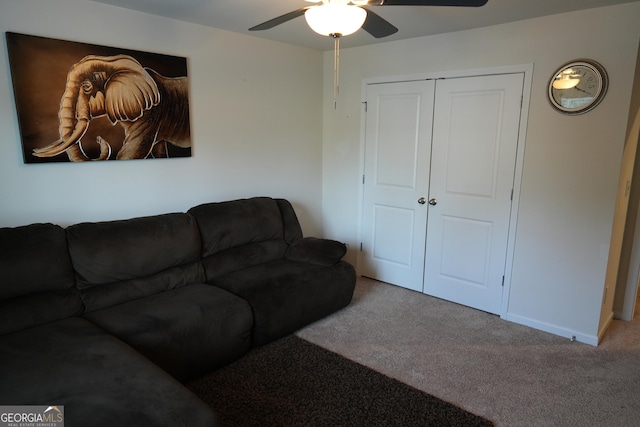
[67,213,205,312]
[0,223,82,335]
[188,197,303,279]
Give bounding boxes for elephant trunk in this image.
[32,67,93,159]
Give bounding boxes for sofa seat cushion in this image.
[0,317,218,427]
[84,284,253,381]
[210,259,356,347]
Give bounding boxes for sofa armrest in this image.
[285,237,347,266]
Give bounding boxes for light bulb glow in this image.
[304,4,367,36]
[552,70,580,90]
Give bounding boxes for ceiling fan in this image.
[249,0,489,39]
[250,0,489,108]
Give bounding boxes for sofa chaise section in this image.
[0,317,218,426]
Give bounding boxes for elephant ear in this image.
[104,69,160,123]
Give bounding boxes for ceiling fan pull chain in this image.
[333,34,340,109]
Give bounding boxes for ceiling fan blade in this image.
[249,8,309,31]
[370,0,488,6]
[362,8,399,38]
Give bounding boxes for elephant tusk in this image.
[33,139,78,157]
[33,118,90,158]
[32,139,65,155]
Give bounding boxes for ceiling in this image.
[89,0,640,51]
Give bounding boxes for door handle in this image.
[429,198,437,206]
[418,197,426,205]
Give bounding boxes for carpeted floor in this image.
[297,277,640,427]
[188,335,493,427]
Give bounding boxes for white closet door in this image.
[360,80,435,292]
[423,73,524,314]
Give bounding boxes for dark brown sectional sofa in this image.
[0,197,356,426]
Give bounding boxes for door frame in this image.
[356,64,534,319]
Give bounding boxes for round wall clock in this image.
[548,59,608,115]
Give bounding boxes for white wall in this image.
[321,3,640,344]
[0,0,324,235]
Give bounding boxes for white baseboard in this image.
[504,313,599,346]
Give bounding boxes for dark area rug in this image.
[187,335,493,426]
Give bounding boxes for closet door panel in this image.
[360,80,435,292]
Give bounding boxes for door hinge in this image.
[502,276,505,287]
[510,189,513,201]
[362,175,365,185]
[362,101,368,112]
[360,242,363,251]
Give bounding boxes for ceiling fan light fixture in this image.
[552,70,580,90]
[304,3,367,36]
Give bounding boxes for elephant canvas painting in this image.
[6,32,191,163]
